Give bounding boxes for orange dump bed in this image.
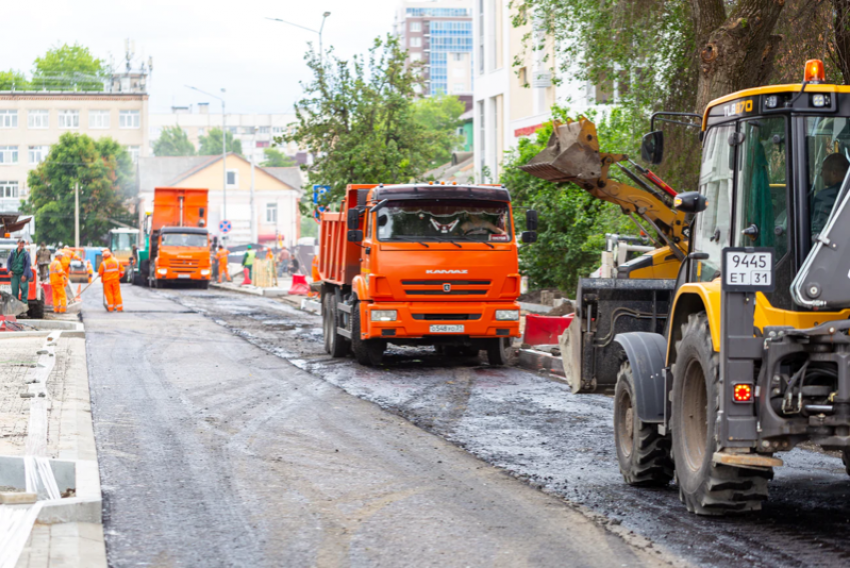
[152,187,209,230]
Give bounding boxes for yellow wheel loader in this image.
[523,60,850,515]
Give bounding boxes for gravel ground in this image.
[165,287,850,568]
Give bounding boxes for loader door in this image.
[690,125,736,283]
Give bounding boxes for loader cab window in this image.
[734,117,788,260]
[806,117,850,238]
[692,124,735,282]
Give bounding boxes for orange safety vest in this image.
[216,249,229,264]
[49,259,66,286]
[98,256,124,283]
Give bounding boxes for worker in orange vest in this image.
[59,248,73,278]
[98,248,125,312]
[216,245,231,283]
[49,251,68,313]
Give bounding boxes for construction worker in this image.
[242,244,256,284]
[36,243,51,281]
[98,248,125,312]
[216,245,231,283]
[59,248,73,278]
[6,239,32,306]
[50,251,68,313]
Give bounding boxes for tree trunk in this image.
[833,0,850,84]
[694,0,786,112]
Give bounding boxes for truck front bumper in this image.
[363,301,521,340]
[155,267,211,281]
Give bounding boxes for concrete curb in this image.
[210,282,289,297]
[517,348,566,379]
[300,298,321,315]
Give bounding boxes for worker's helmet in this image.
[247,244,252,250]
[55,250,64,257]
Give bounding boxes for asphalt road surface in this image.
[157,286,850,568]
[82,282,663,568]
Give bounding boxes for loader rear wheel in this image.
[671,312,771,516]
[614,362,673,486]
[351,299,385,366]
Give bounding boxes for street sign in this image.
[219,220,232,234]
[313,185,330,204]
[722,247,774,292]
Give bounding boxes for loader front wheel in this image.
[671,312,771,516]
[613,362,673,486]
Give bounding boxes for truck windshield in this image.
[376,200,512,242]
[161,233,208,247]
[111,233,134,250]
[806,117,850,238]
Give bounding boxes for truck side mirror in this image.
[347,208,360,230]
[641,131,664,165]
[347,230,363,242]
[521,231,537,244]
[674,191,708,214]
[525,209,538,231]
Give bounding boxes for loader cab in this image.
[684,64,850,310]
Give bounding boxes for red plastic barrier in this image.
[242,268,252,286]
[0,315,24,332]
[523,313,574,346]
[289,274,310,296]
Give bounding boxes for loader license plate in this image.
[177,274,191,279]
[722,247,774,292]
[430,324,464,333]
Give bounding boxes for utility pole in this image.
[265,12,331,63]
[250,128,256,244]
[74,181,80,248]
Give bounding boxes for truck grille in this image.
[405,289,487,296]
[411,313,482,321]
[170,259,199,273]
[403,279,491,297]
[402,280,490,286]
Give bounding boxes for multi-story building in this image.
[473,1,588,181]
[394,0,474,100]
[0,87,149,213]
[149,107,306,166]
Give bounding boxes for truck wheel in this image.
[842,450,850,476]
[486,337,514,366]
[614,361,673,486]
[140,260,151,287]
[351,300,384,366]
[322,294,332,354]
[27,299,45,320]
[328,295,349,358]
[200,280,210,290]
[671,312,771,515]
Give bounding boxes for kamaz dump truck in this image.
[317,183,537,366]
[522,59,850,515]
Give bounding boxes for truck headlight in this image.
[157,268,167,275]
[371,310,397,322]
[495,310,520,321]
[200,269,210,276]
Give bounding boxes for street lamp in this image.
[265,11,331,61]
[185,85,228,226]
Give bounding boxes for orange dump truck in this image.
[142,187,212,288]
[318,183,537,366]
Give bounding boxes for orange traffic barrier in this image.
[75,284,82,302]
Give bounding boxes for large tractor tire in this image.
[486,337,514,366]
[671,312,771,515]
[327,290,349,358]
[351,298,385,366]
[613,361,674,486]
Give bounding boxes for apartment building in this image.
[0,91,149,212]
[473,1,587,181]
[149,107,305,166]
[394,0,474,99]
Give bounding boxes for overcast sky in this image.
[3,0,401,115]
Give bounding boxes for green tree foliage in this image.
[0,70,29,90]
[32,43,108,91]
[93,138,136,200]
[23,133,133,245]
[153,126,196,157]
[261,147,296,167]
[282,35,460,204]
[503,107,643,293]
[412,95,466,166]
[198,127,242,156]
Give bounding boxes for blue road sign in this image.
[313,185,330,206]
[219,220,232,234]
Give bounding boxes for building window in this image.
[518,67,527,86]
[119,110,140,129]
[256,140,270,148]
[0,181,19,198]
[272,126,285,134]
[226,169,238,187]
[0,110,18,128]
[410,37,422,48]
[197,127,205,136]
[453,53,464,62]
[28,146,49,165]
[452,83,466,93]
[410,53,422,62]
[28,110,49,129]
[127,146,141,163]
[259,126,270,134]
[409,21,422,32]
[266,202,278,223]
[89,110,110,129]
[58,110,80,129]
[478,0,485,74]
[0,146,19,165]
[478,101,485,174]
[228,127,238,134]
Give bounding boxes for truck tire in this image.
[140,260,151,287]
[322,293,332,354]
[671,312,771,515]
[842,450,850,476]
[27,299,45,320]
[486,337,514,366]
[614,361,673,486]
[328,293,349,358]
[351,299,385,366]
[200,280,210,290]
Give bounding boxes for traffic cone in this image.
[75,284,82,302]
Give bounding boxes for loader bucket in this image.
[518,119,605,184]
[1,290,28,317]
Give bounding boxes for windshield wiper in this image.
[446,240,462,248]
[393,237,430,248]
[452,235,495,248]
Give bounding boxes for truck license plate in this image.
[430,324,464,333]
[177,274,191,279]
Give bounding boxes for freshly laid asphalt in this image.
[82,282,661,568]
